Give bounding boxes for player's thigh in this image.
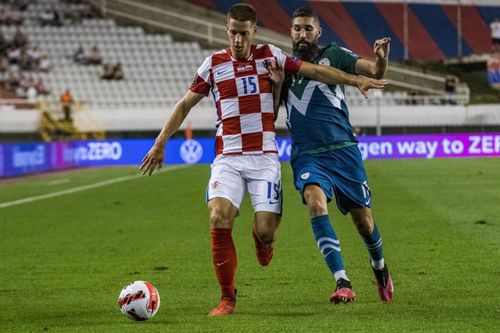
[328,146,372,214]
[303,184,329,216]
[245,154,282,214]
[207,156,246,210]
[291,155,334,205]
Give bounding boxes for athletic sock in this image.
[361,223,385,270]
[311,215,346,281]
[333,270,349,282]
[210,228,237,300]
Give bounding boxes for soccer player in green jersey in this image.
[278,6,394,303]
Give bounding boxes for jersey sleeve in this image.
[189,56,212,96]
[268,44,302,75]
[326,43,359,74]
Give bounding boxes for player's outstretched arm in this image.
[298,62,388,98]
[140,90,204,175]
[356,37,391,79]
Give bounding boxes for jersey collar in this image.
[227,45,257,61]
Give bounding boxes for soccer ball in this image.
[118,281,160,321]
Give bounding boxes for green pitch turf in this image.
[0,159,499,332]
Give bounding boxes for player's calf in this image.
[252,225,274,266]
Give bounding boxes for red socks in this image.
[210,228,237,300]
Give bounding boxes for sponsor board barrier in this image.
[1,133,499,178]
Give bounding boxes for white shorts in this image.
[206,154,282,214]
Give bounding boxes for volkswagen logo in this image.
[180,139,203,164]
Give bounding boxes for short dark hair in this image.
[292,6,319,21]
[227,3,257,24]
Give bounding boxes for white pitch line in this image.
[0,165,190,209]
[46,178,70,186]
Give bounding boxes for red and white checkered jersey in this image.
[190,44,302,156]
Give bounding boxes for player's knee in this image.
[209,208,232,229]
[307,198,328,217]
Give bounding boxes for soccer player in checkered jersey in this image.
[140,3,387,316]
[272,6,394,304]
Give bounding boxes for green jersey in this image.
[282,43,359,158]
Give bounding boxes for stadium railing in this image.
[36,98,106,141]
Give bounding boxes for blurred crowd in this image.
[1,28,51,100]
[0,0,98,101]
[72,44,125,81]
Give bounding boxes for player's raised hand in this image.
[356,76,388,98]
[374,37,391,60]
[140,143,165,176]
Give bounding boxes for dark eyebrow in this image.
[293,24,314,29]
[229,30,249,35]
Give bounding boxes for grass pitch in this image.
[0,159,499,332]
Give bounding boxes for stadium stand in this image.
[477,5,500,25]
[9,0,410,110]
[0,0,213,110]
[411,4,473,58]
[0,0,498,139]
[308,1,374,58]
[244,0,291,35]
[441,5,490,55]
[375,2,444,60]
[187,0,499,60]
[188,0,217,11]
[342,2,405,61]
[274,0,345,49]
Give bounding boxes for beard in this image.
[292,39,320,62]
